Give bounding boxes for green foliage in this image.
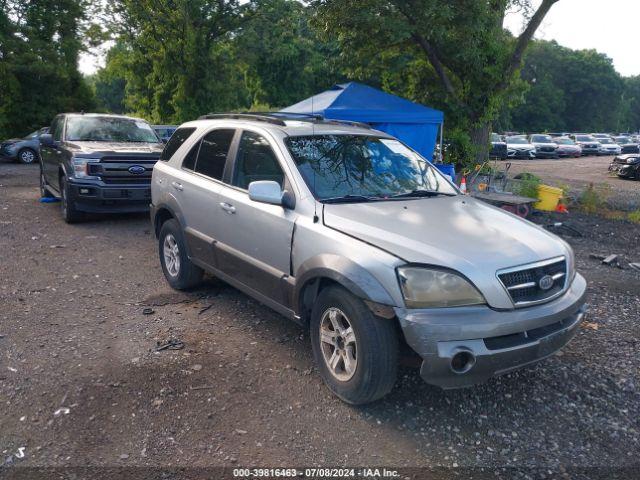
[578,183,610,214]
[514,173,542,199]
[508,41,625,132]
[628,210,640,224]
[0,0,96,138]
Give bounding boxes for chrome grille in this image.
[498,257,567,307]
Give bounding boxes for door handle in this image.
[171,181,183,191]
[220,202,236,214]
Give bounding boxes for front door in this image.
[214,130,296,306]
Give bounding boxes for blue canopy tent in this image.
[281,82,444,161]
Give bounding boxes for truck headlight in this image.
[72,157,100,178]
[397,267,485,308]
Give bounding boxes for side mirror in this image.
[39,134,54,147]
[248,180,295,209]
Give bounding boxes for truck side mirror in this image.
[39,134,54,147]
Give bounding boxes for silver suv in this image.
[151,114,587,404]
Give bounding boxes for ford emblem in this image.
[538,275,554,291]
[128,165,146,175]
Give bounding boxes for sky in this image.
[78,0,640,77]
[504,0,639,77]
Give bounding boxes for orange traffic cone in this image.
[459,176,467,194]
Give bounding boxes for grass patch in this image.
[628,210,640,223]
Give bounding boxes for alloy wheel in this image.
[163,234,181,277]
[20,150,35,163]
[319,307,358,381]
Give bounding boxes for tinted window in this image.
[160,127,196,161]
[182,142,200,170]
[194,129,235,180]
[52,117,64,141]
[232,131,283,189]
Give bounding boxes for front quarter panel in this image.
[292,211,405,309]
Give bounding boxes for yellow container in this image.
[534,184,563,211]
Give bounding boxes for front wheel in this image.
[59,175,84,223]
[310,286,398,405]
[17,148,37,164]
[158,219,204,290]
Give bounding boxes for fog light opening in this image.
[450,350,476,374]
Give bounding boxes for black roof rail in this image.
[197,113,287,126]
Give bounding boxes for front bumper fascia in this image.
[67,178,151,213]
[395,273,587,389]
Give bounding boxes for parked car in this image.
[490,133,507,159]
[529,134,559,159]
[571,135,601,156]
[505,135,536,159]
[597,137,622,156]
[153,125,178,143]
[151,113,587,404]
[612,136,640,154]
[0,127,49,164]
[39,113,164,223]
[555,137,582,158]
[609,154,640,179]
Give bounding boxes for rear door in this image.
[213,129,297,306]
[174,128,237,269]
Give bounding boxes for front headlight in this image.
[397,267,485,308]
[72,157,100,178]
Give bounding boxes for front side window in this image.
[51,117,64,141]
[232,131,284,190]
[285,135,457,201]
[160,127,196,161]
[193,129,235,180]
[66,117,160,143]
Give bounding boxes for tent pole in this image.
[439,122,444,163]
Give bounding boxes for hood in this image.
[66,141,163,155]
[507,143,534,149]
[3,138,22,144]
[323,196,569,308]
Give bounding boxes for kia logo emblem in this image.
[128,165,146,175]
[538,275,554,291]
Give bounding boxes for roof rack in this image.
[197,112,372,130]
[197,113,287,126]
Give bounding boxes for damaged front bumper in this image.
[395,273,587,389]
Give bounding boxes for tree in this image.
[509,41,624,133]
[0,0,95,138]
[313,0,561,164]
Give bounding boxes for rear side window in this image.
[160,127,196,161]
[181,142,200,170]
[193,129,235,180]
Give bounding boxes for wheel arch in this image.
[293,255,397,326]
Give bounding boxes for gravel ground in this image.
[507,156,640,210]
[1,162,639,479]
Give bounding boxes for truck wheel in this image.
[39,163,54,198]
[158,219,203,290]
[17,148,37,164]
[310,286,398,405]
[59,175,84,223]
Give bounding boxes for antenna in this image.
[312,88,318,223]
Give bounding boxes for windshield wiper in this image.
[321,194,384,204]
[390,189,456,199]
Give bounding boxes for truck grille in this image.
[498,257,567,307]
[88,156,158,185]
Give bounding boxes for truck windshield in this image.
[66,117,160,143]
[285,135,457,201]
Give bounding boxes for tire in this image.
[158,218,204,290]
[59,175,84,223]
[310,286,398,405]
[17,148,37,164]
[39,163,54,198]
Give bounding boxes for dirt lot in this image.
[1,161,639,478]
[508,155,640,210]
